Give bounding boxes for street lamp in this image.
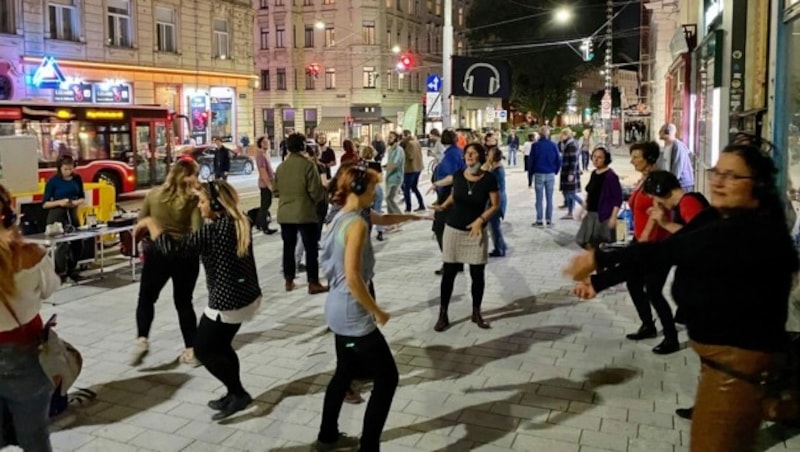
[554,6,572,24]
[314,21,325,30]
[391,45,401,54]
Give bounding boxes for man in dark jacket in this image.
[212,136,231,180]
[529,126,561,227]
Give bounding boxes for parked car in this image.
[192,146,255,180]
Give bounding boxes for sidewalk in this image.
[30,162,797,452]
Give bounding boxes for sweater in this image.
[274,153,326,224]
[529,138,561,174]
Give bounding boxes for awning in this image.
[316,117,344,131]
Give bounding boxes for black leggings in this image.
[626,266,676,338]
[319,329,398,451]
[440,263,485,310]
[136,251,200,347]
[194,314,247,396]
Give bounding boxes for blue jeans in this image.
[489,213,507,254]
[534,173,555,224]
[372,184,385,233]
[565,192,584,215]
[402,172,425,211]
[0,344,53,452]
[508,147,518,166]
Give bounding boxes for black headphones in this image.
[207,181,225,212]
[350,162,369,195]
[592,145,612,165]
[0,190,16,229]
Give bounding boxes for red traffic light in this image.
[306,63,322,78]
[396,53,414,71]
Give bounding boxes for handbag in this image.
[0,299,82,396]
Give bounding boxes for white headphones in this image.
[462,63,501,95]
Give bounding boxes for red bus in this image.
[0,101,174,195]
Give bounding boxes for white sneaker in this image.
[179,349,201,367]
[129,337,149,366]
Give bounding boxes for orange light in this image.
[55,109,74,120]
[86,110,124,120]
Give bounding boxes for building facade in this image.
[0,0,256,146]
[253,0,468,147]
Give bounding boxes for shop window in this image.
[260,27,269,49]
[276,68,286,90]
[260,70,270,91]
[107,0,132,47]
[48,0,79,41]
[155,6,177,52]
[210,94,234,142]
[785,19,800,197]
[213,19,230,58]
[363,67,376,88]
[325,68,336,89]
[362,21,375,45]
[0,0,14,34]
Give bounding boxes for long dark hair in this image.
[722,133,786,225]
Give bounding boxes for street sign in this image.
[426,92,442,118]
[426,74,442,93]
[496,110,508,123]
[601,92,612,120]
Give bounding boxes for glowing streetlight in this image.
[314,21,325,30]
[554,6,572,24]
[391,45,401,54]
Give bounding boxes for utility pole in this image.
[442,0,453,129]
[604,0,613,144]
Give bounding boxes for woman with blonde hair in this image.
[136,180,261,421]
[0,183,61,450]
[131,159,203,367]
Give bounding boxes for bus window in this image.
[109,123,131,163]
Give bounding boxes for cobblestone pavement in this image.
[22,161,800,452]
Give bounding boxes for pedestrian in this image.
[575,145,622,249]
[135,180,261,421]
[255,136,277,234]
[506,130,519,167]
[212,137,231,180]
[130,159,203,367]
[529,126,561,227]
[383,131,405,214]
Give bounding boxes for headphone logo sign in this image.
[462,63,501,96]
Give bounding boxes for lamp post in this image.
[442,0,454,129]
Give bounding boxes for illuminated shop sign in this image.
[0,108,22,120]
[31,56,66,89]
[86,110,125,120]
[94,82,131,104]
[54,83,93,103]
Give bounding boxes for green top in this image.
[274,153,326,224]
[138,187,202,238]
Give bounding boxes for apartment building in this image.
[253,0,469,146]
[0,0,255,144]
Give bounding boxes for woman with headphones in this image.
[565,135,799,451]
[575,145,623,249]
[42,155,86,281]
[135,180,261,421]
[315,164,397,451]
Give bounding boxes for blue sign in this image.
[32,56,66,89]
[426,74,442,93]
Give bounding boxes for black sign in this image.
[54,83,94,103]
[728,0,746,115]
[94,84,131,104]
[451,56,512,99]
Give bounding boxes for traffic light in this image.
[396,53,414,72]
[581,39,595,62]
[306,63,322,79]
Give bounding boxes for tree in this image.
[466,0,613,123]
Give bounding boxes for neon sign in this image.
[31,56,66,89]
[86,110,124,120]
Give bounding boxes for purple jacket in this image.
[596,169,623,223]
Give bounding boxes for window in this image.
[457,7,464,26]
[363,66,376,88]
[396,0,401,11]
[303,0,312,4]
[386,70,393,90]
[277,68,286,90]
[275,0,284,5]
[362,21,375,45]
[325,68,336,89]
[304,25,314,48]
[276,25,285,48]
[0,0,14,34]
[305,72,315,90]
[213,19,229,58]
[48,1,78,41]
[294,69,298,90]
[386,29,391,48]
[107,0,132,47]
[260,70,270,90]
[435,0,441,15]
[155,6,176,52]
[324,26,334,47]
[323,0,334,4]
[260,28,269,49]
[385,0,391,8]
[260,0,269,8]
[427,0,432,13]
[456,40,463,55]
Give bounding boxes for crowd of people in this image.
[2,123,800,452]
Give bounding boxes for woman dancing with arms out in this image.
[135,180,261,421]
[565,136,799,452]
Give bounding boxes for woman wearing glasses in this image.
[565,137,799,452]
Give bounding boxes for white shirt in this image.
[205,296,262,324]
[522,141,534,156]
[0,256,60,332]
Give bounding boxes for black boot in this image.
[675,406,694,420]
[434,309,450,332]
[471,307,490,329]
[625,323,657,340]
[652,336,680,354]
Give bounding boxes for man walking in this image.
[530,126,561,227]
[658,124,695,192]
[274,133,329,294]
[212,136,231,180]
[401,130,426,212]
[506,130,519,167]
[255,136,278,234]
[383,131,405,214]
